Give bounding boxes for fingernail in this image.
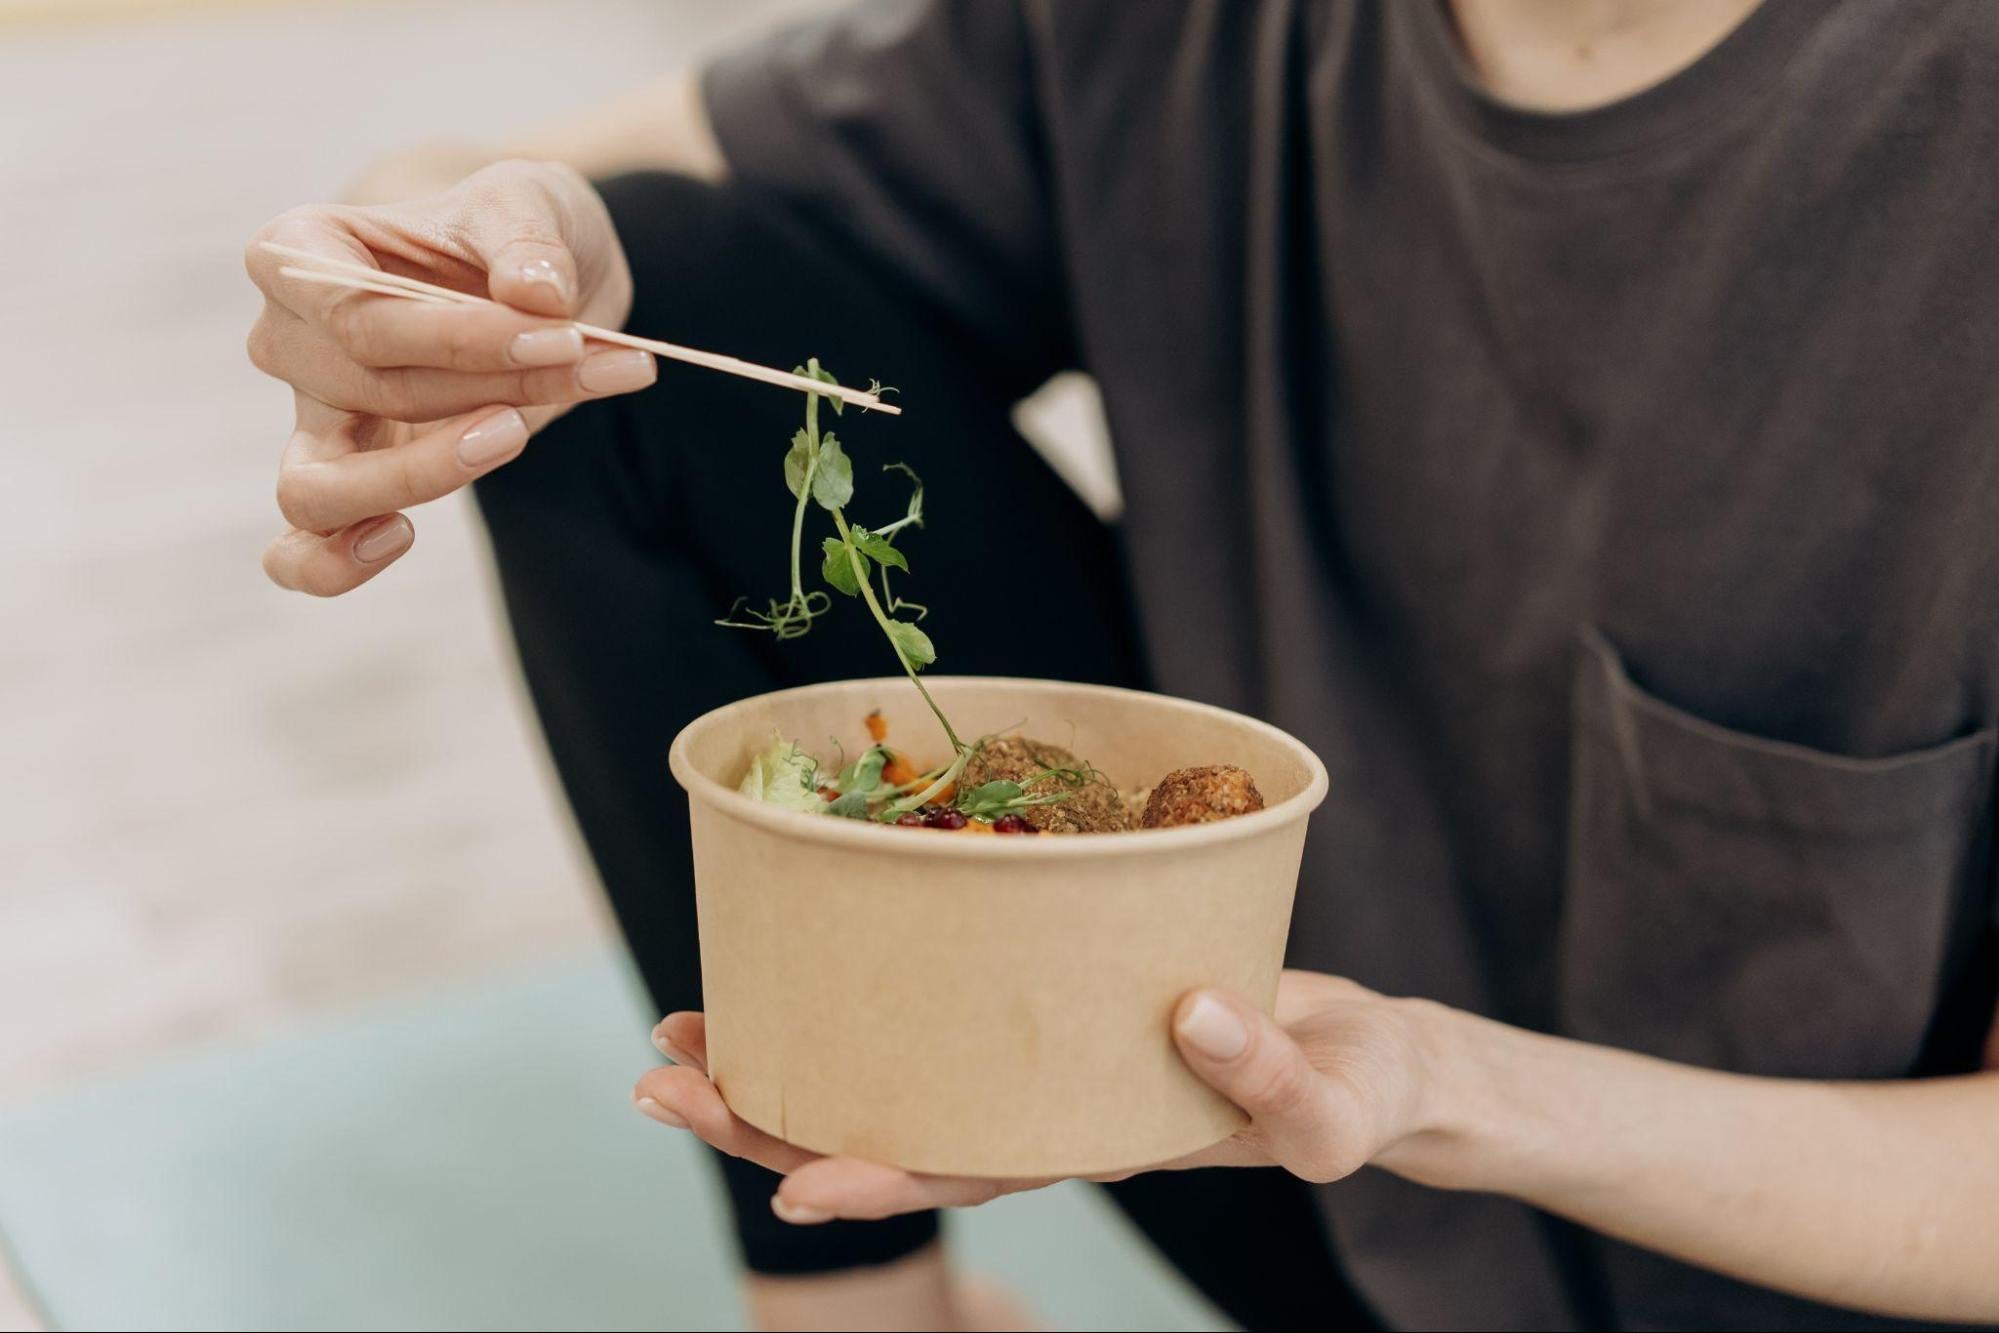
[516,256,572,304]
[577,348,656,394]
[508,326,585,367]
[1177,995,1249,1060]
[771,1196,832,1226]
[456,408,529,468]
[633,1095,689,1130]
[351,515,413,564]
[650,1022,685,1062]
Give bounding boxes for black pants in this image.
[474,172,1378,1333]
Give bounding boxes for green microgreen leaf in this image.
[951,769,1080,819]
[885,619,936,670]
[849,526,909,572]
[783,430,812,499]
[797,362,844,414]
[822,536,868,595]
[812,433,853,510]
[955,780,1024,819]
[822,744,890,818]
[838,745,889,794]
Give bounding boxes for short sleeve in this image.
[702,0,1070,395]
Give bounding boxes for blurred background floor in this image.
[0,0,829,1113]
[0,1,1154,1328]
[0,950,1218,1332]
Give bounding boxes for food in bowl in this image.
[716,358,1261,833]
[738,712,1265,834]
[1141,764,1267,828]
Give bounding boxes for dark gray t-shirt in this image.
[704,2,1999,1327]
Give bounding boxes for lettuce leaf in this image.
[737,734,826,814]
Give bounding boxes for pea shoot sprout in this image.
[717,360,974,815]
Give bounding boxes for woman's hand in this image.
[244,158,655,595]
[635,963,1999,1320]
[633,970,1443,1223]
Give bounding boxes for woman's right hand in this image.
[244,158,656,596]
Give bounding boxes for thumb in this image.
[453,167,584,319]
[482,232,579,319]
[1173,990,1347,1181]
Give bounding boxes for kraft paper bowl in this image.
[667,676,1329,1178]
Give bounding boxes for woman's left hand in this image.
[632,969,1446,1223]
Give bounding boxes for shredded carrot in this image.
[954,818,996,834]
[881,751,922,788]
[865,710,889,743]
[927,780,957,807]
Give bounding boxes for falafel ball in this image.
[1141,764,1265,828]
[958,736,1133,834]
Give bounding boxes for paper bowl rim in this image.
[668,675,1329,861]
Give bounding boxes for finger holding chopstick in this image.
[251,286,659,422]
[244,161,666,600]
[263,242,901,414]
[257,247,605,382]
[242,159,898,601]
[287,270,596,376]
[245,170,659,427]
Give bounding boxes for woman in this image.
[244,2,1999,1328]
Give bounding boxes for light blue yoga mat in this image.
[0,953,1224,1331]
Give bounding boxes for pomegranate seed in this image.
[992,813,1037,834]
[923,807,968,830]
[893,812,927,827]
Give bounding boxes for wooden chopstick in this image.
[258,241,902,415]
[279,267,458,305]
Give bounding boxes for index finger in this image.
[773,1156,1045,1222]
[632,1065,819,1178]
[651,1011,709,1071]
[318,294,586,373]
[247,212,586,372]
[244,209,377,320]
[253,248,585,375]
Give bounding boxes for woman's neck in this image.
[1446,0,1764,111]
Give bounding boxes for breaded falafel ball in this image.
[958,736,1133,834]
[1141,764,1265,828]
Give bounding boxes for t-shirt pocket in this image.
[1560,627,1996,1077]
